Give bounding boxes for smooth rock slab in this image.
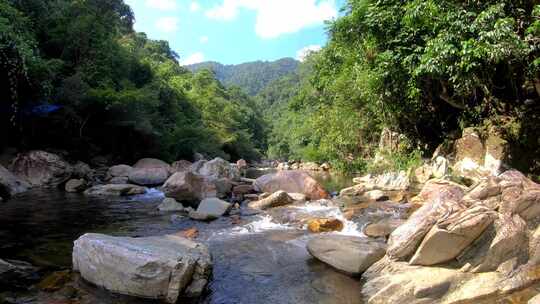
[196,198,231,218]
[73,233,212,303]
[307,235,386,276]
[83,184,147,197]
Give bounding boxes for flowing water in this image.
[0,172,376,304]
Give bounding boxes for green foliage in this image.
[1,0,265,162]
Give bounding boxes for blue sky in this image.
[124,0,344,65]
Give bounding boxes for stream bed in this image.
[0,172,373,304]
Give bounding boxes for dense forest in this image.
[187,58,299,96]
[2,0,540,177]
[0,0,266,164]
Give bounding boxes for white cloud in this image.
[190,2,200,12]
[296,45,322,61]
[155,17,179,33]
[181,52,205,65]
[199,36,209,43]
[205,0,337,38]
[146,0,177,10]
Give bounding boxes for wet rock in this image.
[65,179,87,193]
[73,233,211,302]
[157,198,184,212]
[10,151,72,188]
[128,167,169,186]
[253,170,329,200]
[171,160,192,173]
[196,198,231,218]
[37,270,71,292]
[307,218,344,233]
[83,184,146,197]
[0,164,29,197]
[162,171,217,202]
[106,164,133,179]
[248,190,293,210]
[363,218,405,238]
[0,258,39,289]
[307,235,386,276]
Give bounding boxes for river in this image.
[0,172,377,304]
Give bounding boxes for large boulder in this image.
[253,170,329,200]
[247,190,293,210]
[83,184,147,197]
[133,158,171,172]
[128,167,169,186]
[10,150,72,188]
[0,164,29,197]
[171,160,193,173]
[196,157,240,181]
[196,198,231,218]
[162,171,217,202]
[307,235,386,276]
[65,178,87,193]
[73,233,211,302]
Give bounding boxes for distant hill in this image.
[186,58,299,95]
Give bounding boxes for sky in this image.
[124,0,344,65]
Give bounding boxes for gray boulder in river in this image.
[0,164,29,197]
[10,150,72,188]
[73,233,212,303]
[307,235,386,276]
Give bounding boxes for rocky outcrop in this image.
[73,233,211,302]
[248,190,294,210]
[364,218,406,238]
[253,170,329,200]
[171,160,192,173]
[83,184,146,197]
[307,235,386,276]
[361,170,540,303]
[162,171,217,202]
[0,164,29,197]
[10,150,72,188]
[341,171,410,203]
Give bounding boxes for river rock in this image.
[109,176,129,184]
[10,150,72,188]
[307,218,344,233]
[0,164,29,197]
[214,178,233,198]
[253,170,329,200]
[171,160,193,173]
[83,184,146,197]
[188,210,217,221]
[133,158,171,172]
[73,233,211,302]
[307,235,386,276]
[158,198,184,212]
[195,157,240,181]
[233,184,253,195]
[300,162,321,171]
[163,171,217,202]
[107,164,133,179]
[128,167,169,186]
[364,218,406,238]
[248,190,293,210]
[72,161,93,179]
[196,198,231,218]
[65,178,87,193]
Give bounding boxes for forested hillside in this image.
[264,0,540,177]
[187,58,299,95]
[0,0,265,163]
